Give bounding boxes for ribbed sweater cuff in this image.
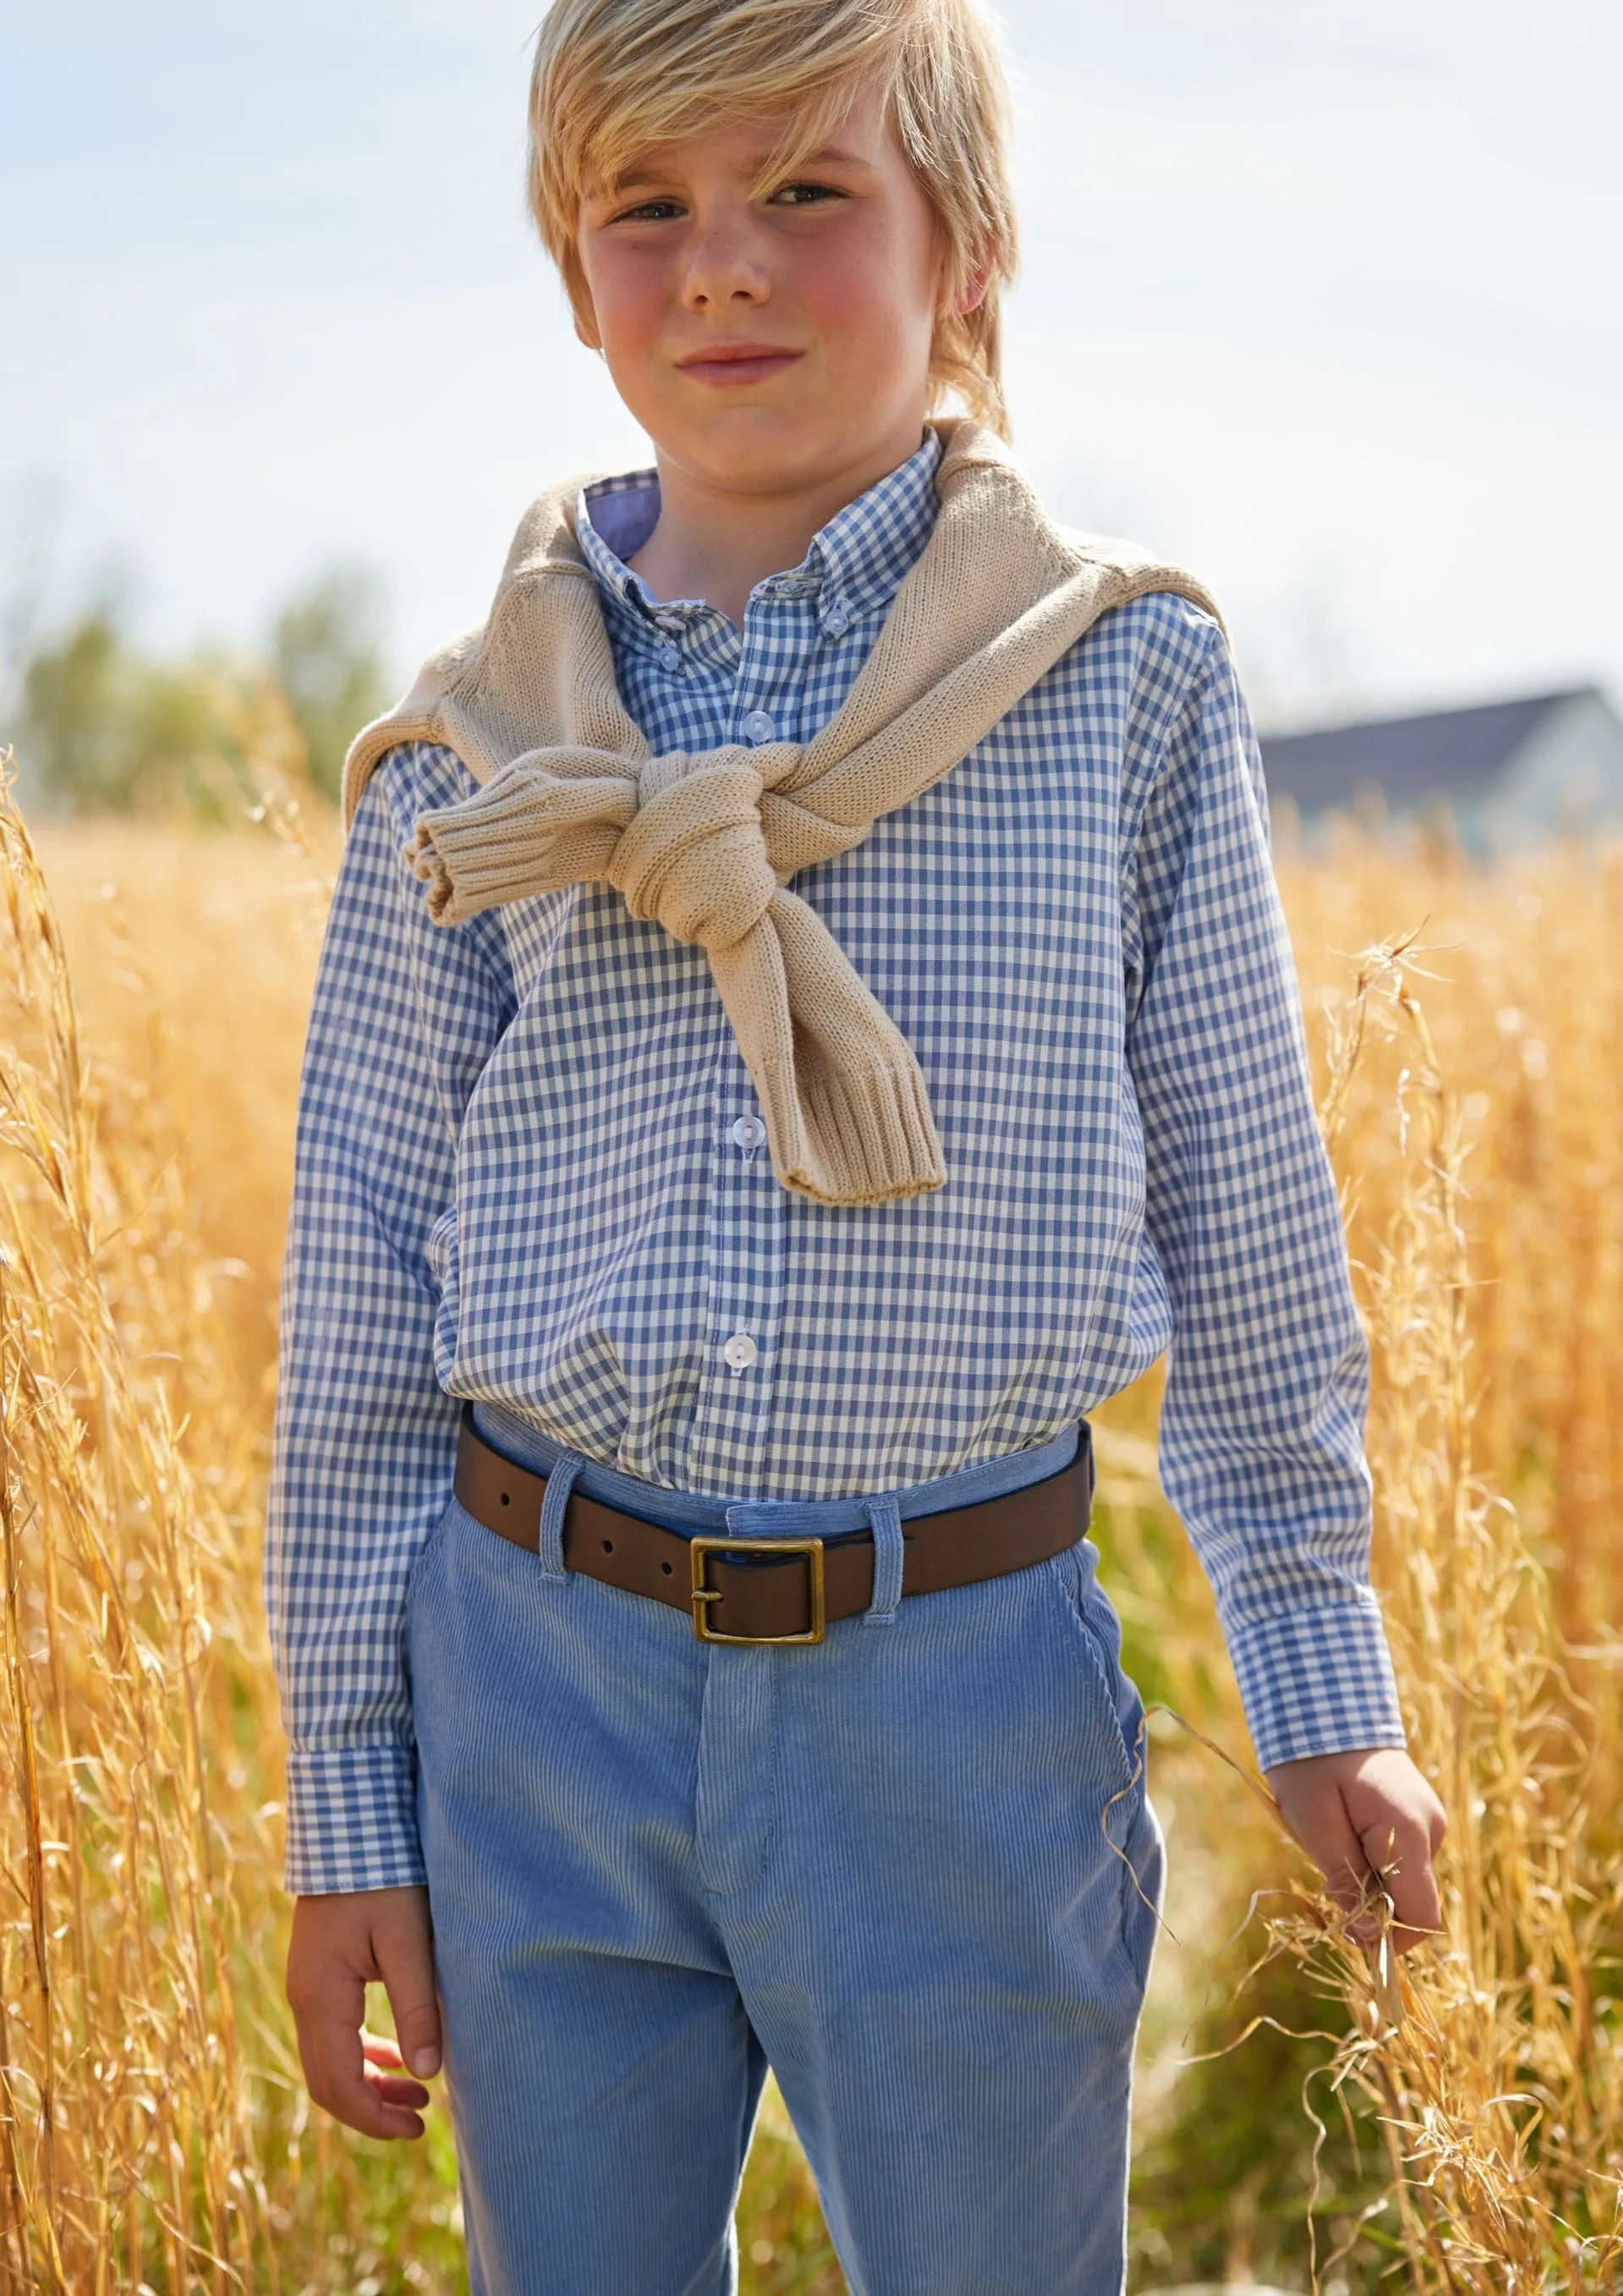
[789,1063,947,1206]
[408,775,568,922]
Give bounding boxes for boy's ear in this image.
[955,261,991,319]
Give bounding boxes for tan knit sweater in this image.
[343,419,1221,1207]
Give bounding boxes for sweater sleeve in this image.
[1124,616,1406,1772]
[264,744,516,1893]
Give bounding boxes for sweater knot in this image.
[611,746,786,952]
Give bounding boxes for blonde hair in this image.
[527,0,1018,435]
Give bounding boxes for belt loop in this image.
[538,1452,584,1582]
[862,1494,904,1627]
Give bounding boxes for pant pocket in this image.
[1043,1542,1162,2002]
[403,1488,461,1619]
[1118,1788,1166,1993]
[1045,1540,1146,1793]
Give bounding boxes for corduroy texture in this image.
[405,1462,1160,2290]
[343,419,1223,1206]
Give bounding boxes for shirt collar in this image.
[574,426,944,651]
[573,469,666,648]
[799,426,943,626]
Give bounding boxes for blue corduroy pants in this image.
[405,1444,1163,2296]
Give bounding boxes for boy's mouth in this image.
[676,342,803,387]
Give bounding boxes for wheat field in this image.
[0,768,1619,2293]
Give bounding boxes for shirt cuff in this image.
[1224,1598,1407,1773]
[282,1744,427,1896]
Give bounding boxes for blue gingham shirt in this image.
[266,430,1404,1895]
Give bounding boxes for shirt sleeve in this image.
[264,744,515,1893]
[1124,613,1406,1772]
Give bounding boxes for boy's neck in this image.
[628,417,929,629]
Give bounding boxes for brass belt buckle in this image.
[689,1534,826,1645]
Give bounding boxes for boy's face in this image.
[573,82,949,499]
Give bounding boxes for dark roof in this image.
[1260,688,1595,811]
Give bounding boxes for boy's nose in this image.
[680,222,772,309]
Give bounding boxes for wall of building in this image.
[1480,692,1623,854]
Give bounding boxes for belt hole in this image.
[499,1491,510,1506]
[601,1538,614,1553]
[661,1561,673,1576]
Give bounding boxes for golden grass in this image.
[1263,930,1620,2293]
[0,769,1619,2290]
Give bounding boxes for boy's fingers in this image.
[1267,1762,1389,1942]
[1344,1759,1448,1953]
[360,2027,430,2101]
[290,1952,428,2140]
[1269,1772,1366,1900]
[1267,1749,1449,1954]
[286,1890,437,2141]
[373,1896,444,2079]
[1293,1798,1379,1926]
[1357,1810,1442,1950]
[310,2017,427,2139]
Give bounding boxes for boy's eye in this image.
[769,181,843,208]
[603,180,842,225]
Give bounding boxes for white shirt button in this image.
[722,1332,759,1375]
[731,1115,767,1151]
[740,711,776,746]
[824,604,851,640]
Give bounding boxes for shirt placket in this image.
[683,589,810,1492]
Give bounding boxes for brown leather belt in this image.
[452,1403,1094,1645]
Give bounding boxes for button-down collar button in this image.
[740,710,776,746]
[823,603,851,640]
[731,1115,767,1151]
[722,1332,759,1375]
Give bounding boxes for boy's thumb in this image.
[375,1899,442,2079]
[402,2004,442,2079]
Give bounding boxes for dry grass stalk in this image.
[1280,836,1623,1791]
[1258,931,1623,2293]
[0,755,282,2289]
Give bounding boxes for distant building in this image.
[1258,686,1623,853]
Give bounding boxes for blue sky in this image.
[3,0,1619,728]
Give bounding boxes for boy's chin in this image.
[654,403,920,496]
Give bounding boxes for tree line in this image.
[1,567,390,818]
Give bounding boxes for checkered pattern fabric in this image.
[266,431,1405,1893]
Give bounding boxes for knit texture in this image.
[343,419,1222,1206]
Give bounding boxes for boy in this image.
[266,1,1446,2288]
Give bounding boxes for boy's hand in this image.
[1264,1747,1447,1954]
[286,1885,443,2139]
